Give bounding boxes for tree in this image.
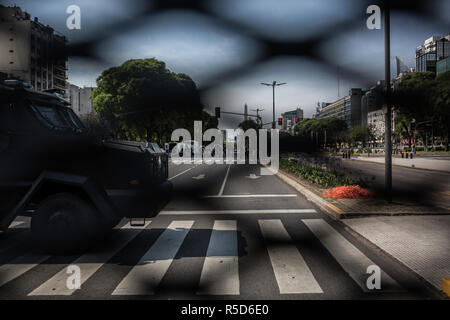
[238,119,260,131]
[349,126,375,148]
[393,72,436,122]
[294,118,347,147]
[202,111,219,131]
[433,71,450,151]
[91,58,204,143]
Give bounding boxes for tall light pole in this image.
[384,4,392,202]
[261,81,286,129]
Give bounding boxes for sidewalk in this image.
[351,155,450,173]
[342,215,450,297]
[275,168,450,297]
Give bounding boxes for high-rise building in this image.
[367,109,396,142]
[415,34,450,74]
[281,107,304,130]
[361,80,385,127]
[316,89,365,129]
[0,5,68,92]
[437,56,450,76]
[66,84,95,116]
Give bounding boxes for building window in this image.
[9,38,14,41]
[9,50,13,53]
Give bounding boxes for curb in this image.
[274,169,344,220]
[275,168,450,219]
[443,278,450,298]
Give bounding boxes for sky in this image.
[3,0,450,128]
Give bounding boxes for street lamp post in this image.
[384,4,392,202]
[261,81,286,129]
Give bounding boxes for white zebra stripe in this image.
[28,221,151,296]
[112,220,194,295]
[259,219,323,294]
[302,219,402,292]
[197,220,239,295]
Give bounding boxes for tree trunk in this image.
[446,132,449,152]
[147,128,152,142]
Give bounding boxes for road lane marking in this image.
[203,194,297,198]
[197,220,239,295]
[302,219,402,292]
[112,220,194,295]
[259,219,323,294]
[8,221,26,228]
[160,209,316,215]
[0,252,50,288]
[28,221,151,296]
[218,165,231,196]
[168,166,197,181]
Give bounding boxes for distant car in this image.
[171,140,202,158]
[164,142,178,157]
[0,81,172,254]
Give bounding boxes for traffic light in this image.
[278,118,283,126]
[215,107,220,118]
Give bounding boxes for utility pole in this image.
[251,108,264,127]
[384,4,392,202]
[261,81,286,129]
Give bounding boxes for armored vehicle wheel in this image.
[31,193,107,255]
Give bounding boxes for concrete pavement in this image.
[343,215,450,296]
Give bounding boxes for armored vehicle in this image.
[0,81,172,254]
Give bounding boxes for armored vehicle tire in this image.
[31,193,108,255]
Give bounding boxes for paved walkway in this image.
[343,215,450,295]
[352,156,450,173]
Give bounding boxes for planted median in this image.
[280,157,373,199]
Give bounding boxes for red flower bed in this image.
[322,185,373,199]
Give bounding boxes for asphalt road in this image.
[341,158,450,209]
[0,161,440,299]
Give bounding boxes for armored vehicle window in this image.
[61,108,86,131]
[30,102,70,129]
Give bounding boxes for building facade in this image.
[66,84,95,116]
[316,89,365,129]
[415,34,450,74]
[368,109,396,142]
[0,5,68,92]
[281,108,304,130]
[437,56,450,76]
[361,80,385,127]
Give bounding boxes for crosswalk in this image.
[0,217,402,297]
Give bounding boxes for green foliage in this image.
[394,71,450,150]
[238,119,260,131]
[349,126,375,147]
[294,117,347,146]
[280,158,360,188]
[91,58,208,143]
[434,71,450,149]
[393,72,436,121]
